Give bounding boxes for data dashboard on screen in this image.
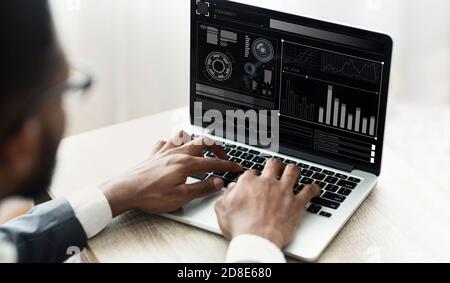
[190,0,392,174]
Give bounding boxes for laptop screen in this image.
[190,0,393,175]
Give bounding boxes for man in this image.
[0,0,320,263]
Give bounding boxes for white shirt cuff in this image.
[226,234,286,263]
[66,187,113,239]
[0,241,17,263]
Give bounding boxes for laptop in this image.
[164,0,393,261]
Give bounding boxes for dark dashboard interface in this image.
[190,0,393,175]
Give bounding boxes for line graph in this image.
[321,52,381,84]
[283,45,320,70]
[281,41,384,93]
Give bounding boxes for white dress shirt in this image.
[0,187,286,263]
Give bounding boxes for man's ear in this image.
[0,118,43,180]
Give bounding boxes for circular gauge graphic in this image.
[205,52,233,81]
[252,38,274,62]
[244,63,256,75]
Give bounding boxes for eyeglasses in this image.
[0,68,94,142]
[39,68,94,103]
[65,68,93,94]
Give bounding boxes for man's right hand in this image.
[100,131,242,217]
[215,159,321,248]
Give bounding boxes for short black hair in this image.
[0,0,64,141]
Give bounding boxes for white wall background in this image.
[49,0,450,135]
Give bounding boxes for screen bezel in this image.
[190,0,393,176]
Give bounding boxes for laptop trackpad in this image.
[166,177,223,234]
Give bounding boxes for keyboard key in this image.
[338,188,352,196]
[242,161,254,169]
[230,157,242,164]
[307,204,321,214]
[310,166,322,172]
[349,177,361,183]
[323,170,335,176]
[229,150,243,158]
[225,179,235,187]
[249,149,261,155]
[260,153,273,158]
[241,153,255,161]
[224,172,240,181]
[284,159,297,165]
[252,164,264,171]
[224,147,232,154]
[297,163,310,169]
[225,143,236,148]
[191,173,209,180]
[314,181,327,188]
[204,151,216,158]
[335,173,348,179]
[322,192,346,203]
[301,170,314,177]
[337,180,357,189]
[252,156,266,164]
[300,177,315,184]
[294,184,305,195]
[324,176,339,184]
[319,211,332,218]
[325,184,339,192]
[237,146,249,152]
[311,197,340,210]
[312,173,326,180]
[213,172,227,177]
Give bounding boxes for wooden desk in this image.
[50,104,450,263]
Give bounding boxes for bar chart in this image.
[317,85,376,136]
[280,74,379,138]
[281,79,316,121]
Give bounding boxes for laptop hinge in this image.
[196,127,355,173]
[277,145,354,173]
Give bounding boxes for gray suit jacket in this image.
[0,199,87,263]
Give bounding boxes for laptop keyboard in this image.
[191,137,362,218]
